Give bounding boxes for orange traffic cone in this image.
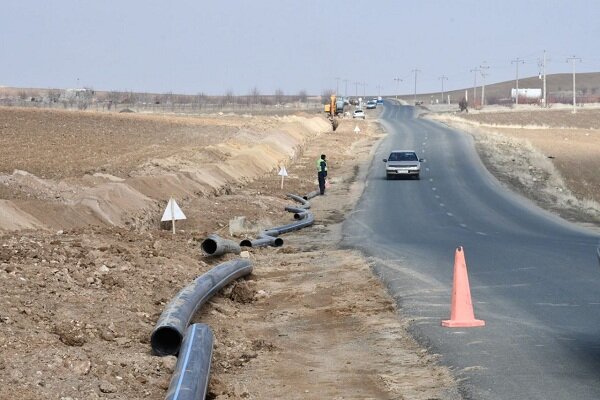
[442,246,485,328]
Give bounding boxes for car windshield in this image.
[388,152,417,161]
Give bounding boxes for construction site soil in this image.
[0,107,460,399]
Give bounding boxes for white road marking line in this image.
[440,203,445,207]
[446,212,453,216]
[432,187,437,191]
[460,223,467,228]
[434,195,440,199]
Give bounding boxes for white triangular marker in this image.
[354,125,361,133]
[278,166,288,177]
[161,198,186,222]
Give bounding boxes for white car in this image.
[383,150,423,180]
[353,109,365,119]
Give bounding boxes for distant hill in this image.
[401,72,600,105]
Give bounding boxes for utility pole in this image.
[411,69,421,105]
[335,77,340,95]
[393,77,402,100]
[376,85,383,96]
[343,79,349,98]
[511,58,525,105]
[566,55,582,113]
[479,63,490,107]
[541,50,547,107]
[438,75,448,104]
[470,68,480,107]
[362,82,367,97]
[354,81,359,97]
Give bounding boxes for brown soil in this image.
[0,108,459,399]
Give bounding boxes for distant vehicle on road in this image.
[377,96,383,105]
[383,150,423,180]
[353,109,365,119]
[366,100,377,109]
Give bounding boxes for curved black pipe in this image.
[151,259,252,356]
[239,192,315,248]
[271,210,314,235]
[164,323,213,400]
[200,234,241,256]
[284,206,309,220]
[286,193,311,209]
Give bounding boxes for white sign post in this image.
[354,125,361,134]
[278,166,288,189]
[161,197,186,234]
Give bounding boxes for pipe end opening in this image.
[151,327,183,356]
[240,239,252,247]
[201,239,218,255]
[273,238,284,247]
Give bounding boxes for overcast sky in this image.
[1,1,599,96]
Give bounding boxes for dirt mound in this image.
[0,112,329,231]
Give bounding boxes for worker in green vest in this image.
[317,154,327,195]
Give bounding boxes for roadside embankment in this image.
[426,110,600,227]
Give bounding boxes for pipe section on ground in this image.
[303,190,320,200]
[271,210,314,235]
[239,233,284,248]
[284,206,309,220]
[239,192,315,248]
[286,193,311,209]
[151,259,252,356]
[164,323,213,400]
[200,234,241,256]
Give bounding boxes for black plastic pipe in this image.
[164,323,213,400]
[286,193,311,209]
[240,233,284,248]
[303,190,320,200]
[151,259,252,356]
[239,192,314,248]
[271,210,314,234]
[200,234,241,256]
[284,206,309,220]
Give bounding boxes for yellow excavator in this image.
[324,94,343,131]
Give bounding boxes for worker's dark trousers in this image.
[318,172,327,195]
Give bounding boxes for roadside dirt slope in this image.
[427,109,600,226]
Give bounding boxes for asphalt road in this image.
[343,102,600,400]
